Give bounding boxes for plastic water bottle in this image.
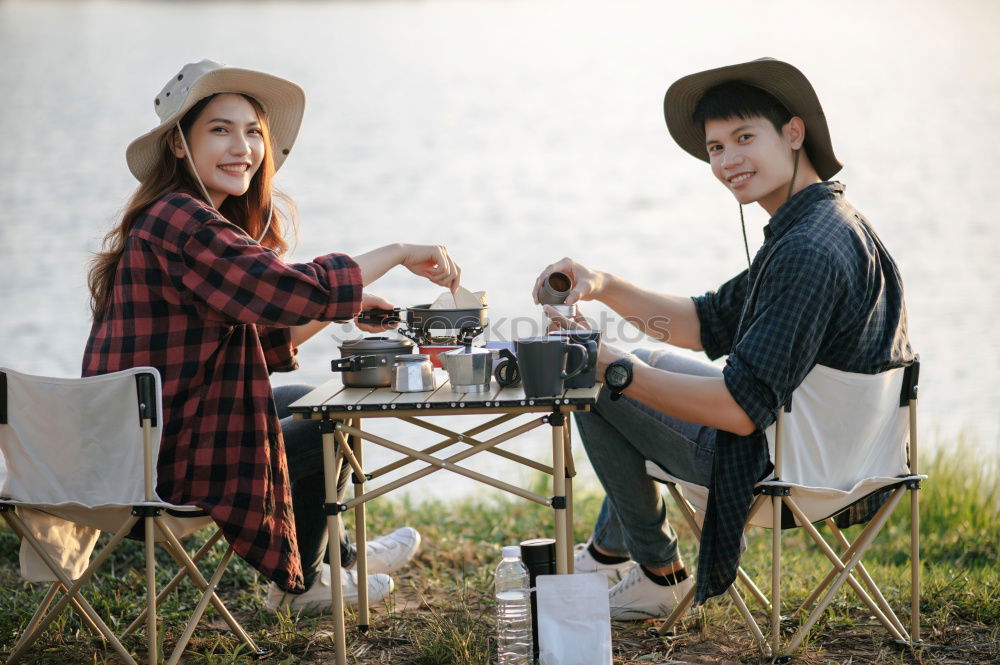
[495,545,533,664]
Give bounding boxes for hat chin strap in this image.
[176,125,215,208]
[176,123,272,244]
[736,148,803,274]
[787,148,801,203]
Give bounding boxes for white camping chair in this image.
[646,358,923,660]
[0,366,265,665]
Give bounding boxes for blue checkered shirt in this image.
[690,181,912,603]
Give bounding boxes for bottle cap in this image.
[502,545,521,559]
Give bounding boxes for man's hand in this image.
[543,304,592,334]
[356,292,399,333]
[543,304,625,383]
[532,258,606,305]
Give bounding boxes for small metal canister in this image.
[536,271,573,304]
[391,353,436,392]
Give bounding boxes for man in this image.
[534,58,911,618]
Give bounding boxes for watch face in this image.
[606,363,629,388]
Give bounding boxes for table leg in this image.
[563,416,575,573]
[550,412,568,574]
[351,417,370,630]
[321,417,347,665]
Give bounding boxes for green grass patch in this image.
[1,442,997,663]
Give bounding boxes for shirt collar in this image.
[763,181,845,240]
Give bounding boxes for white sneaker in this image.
[608,563,694,620]
[574,542,635,587]
[265,563,394,615]
[364,526,421,575]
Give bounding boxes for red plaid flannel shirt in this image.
[83,193,362,591]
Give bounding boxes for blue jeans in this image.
[575,349,720,568]
[273,384,356,591]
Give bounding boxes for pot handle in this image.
[356,308,404,325]
[330,354,387,372]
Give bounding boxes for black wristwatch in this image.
[605,356,634,401]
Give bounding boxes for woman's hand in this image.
[401,244,461,291]
[356,292,400,333]
[532,258,606,305]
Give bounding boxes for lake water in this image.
[1,0,997,501]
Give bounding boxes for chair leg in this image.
[656,583,696,635]
[910,483,921,642]
[729,582,771,656]
[784,499,906,643]
[152,521,261,653]
[164,548,236,665]
[661,484,769,655]
[826,519,908,638]
[122,529,224,637]
[782,487,906,655]
[145,516,158,665]
[771,495,782,657]
[738,497,772,613]
[66,584,106,638]
[25,582,105,639]
[4,514,140,665]
[12,583,61,652]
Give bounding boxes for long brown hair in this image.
[87,93,298,320]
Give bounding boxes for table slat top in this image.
[289,373,600,414]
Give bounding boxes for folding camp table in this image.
[290,371,599,665]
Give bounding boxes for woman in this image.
[84,60,458,613]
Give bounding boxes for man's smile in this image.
[727,171,756,186]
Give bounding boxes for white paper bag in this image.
[18,508,100,582]
[537,573,612,665]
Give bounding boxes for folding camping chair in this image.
[0,366,265,665]
[647,358,923,660]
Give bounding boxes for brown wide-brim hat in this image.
[126,59,305,182]
[664,57,842,181]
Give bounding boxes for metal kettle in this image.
[440,344,493,393]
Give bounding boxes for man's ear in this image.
[169,128,186,159]
[785,116,806,151]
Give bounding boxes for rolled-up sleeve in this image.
[722,245,843,431]
[179,219,363,327]
[692,270,748,359]
[258,325,299,373]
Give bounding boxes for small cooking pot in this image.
[331,336,415,387]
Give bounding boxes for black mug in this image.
[515,337,588,398]
[547,329,600,389]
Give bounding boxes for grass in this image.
[1,443,997,664]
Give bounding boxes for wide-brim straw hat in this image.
[126,59,305,182]
[664,57,842,181]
